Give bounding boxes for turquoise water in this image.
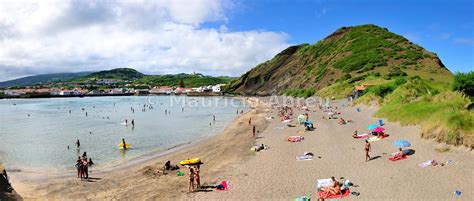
[0,96,245,173]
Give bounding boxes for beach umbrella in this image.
[394,140,411,148]
[373,127,385,132]
[367,124,378,130]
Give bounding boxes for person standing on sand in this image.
[76,156,82,178]
[189,167,195,192]
[365,140,371,162]
[194,165,201,189]
[253,125,256,138]
[249,118,251,125]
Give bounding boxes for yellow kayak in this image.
[118,143,132,149]
[180,158,201,165]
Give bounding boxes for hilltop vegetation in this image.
[134,74,234,88]
[229,24,451,95]
[72,68,144,82]
[8,68,235,88]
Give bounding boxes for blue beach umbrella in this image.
[394,140,411,148]
[367,124,378,130]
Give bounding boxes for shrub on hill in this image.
[452,71,474,97]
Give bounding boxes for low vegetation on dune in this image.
[343,73,474,148]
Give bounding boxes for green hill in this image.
[72,68,144,82]
[229,24,473,148]
[229,24,452,95]
[134,73,234,88]
[0,72,92,87]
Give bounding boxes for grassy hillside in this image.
[72,68,144,82]
[134,73,234,88]
[229,24,451,95]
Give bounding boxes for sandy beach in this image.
[8,97,474,200]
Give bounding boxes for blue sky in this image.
[0,0,472,81]
[217,0,474,73]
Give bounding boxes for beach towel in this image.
[296,155,313,161]
[368,134,390,142]
[318,189,350,199]
[354,134,369,139]
[282,119,292,123]
[389,155,407,161]
[418,160,433,168]
[215,180,230,191]
[316,179,333,188]
[297,130,306,134]
[288,136,304,142]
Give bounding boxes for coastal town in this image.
[0,79,227,98]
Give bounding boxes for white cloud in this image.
[0,0,289,81]
[454,38,474,46]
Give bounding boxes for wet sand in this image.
[9,98,474,200]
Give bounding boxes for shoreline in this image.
[9,106,241,181]
[10,97,269,200]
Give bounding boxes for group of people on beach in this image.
[188,165,201,192]
[75,152,93,180]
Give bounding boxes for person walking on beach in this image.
[76,139,80,149]
[253,125,256,138]
[248,118,251,125]
[365,140,371,162]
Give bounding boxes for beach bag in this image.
[216,180,230,191]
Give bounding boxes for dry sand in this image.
[9,98,474,200]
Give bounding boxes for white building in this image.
[212,84,226,92]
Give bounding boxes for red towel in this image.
[389,155,407,161]
[318,189,350,199]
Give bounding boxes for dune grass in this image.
[317,75,473,148]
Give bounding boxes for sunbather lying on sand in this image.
[338,118,346,125]
[352,130,358,138]
[320,177,341,196]
[395,148,405,158]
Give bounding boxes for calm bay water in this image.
[0,96,245,173]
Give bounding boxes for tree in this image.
[178,80,185,88]
[452,71,474,97]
